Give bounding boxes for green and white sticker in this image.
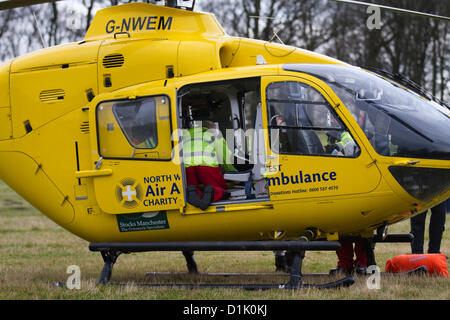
[116,211,169,232]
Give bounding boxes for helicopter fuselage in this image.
[0,3,448,244]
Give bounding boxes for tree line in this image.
[0,0,448,100]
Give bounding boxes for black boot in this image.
[200,185,214,210]
[329,266,352,277]
[187,185,201,208]
[182,251,198,273]
[275,253,288,272]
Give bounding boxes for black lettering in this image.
[158,16,173,30]
[121,18,131,32]
[266,176,280,186]
[106,20,116,33]
[132,16,147,31]
[146,185,155,197]
[281,172,289,185]
[147,16,157,30]
[170,183,181,195]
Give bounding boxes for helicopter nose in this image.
[389,166,450,202]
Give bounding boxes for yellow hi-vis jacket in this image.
[338,131,353,148]
[182,127,236,171]
[136,136,156,149]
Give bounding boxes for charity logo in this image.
[115,178,143,208]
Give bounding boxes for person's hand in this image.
[325,143,342,154]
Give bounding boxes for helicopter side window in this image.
[267,81,360,157]
[112,99,158,150]
[97,96,172,160]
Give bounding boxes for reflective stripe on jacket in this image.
[183,127,219,167]
[137,136,156,149]
[338,131,353,148]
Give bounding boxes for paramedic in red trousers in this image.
[182,120,236,210]
[332,241,367,275]
[328,131,367,275]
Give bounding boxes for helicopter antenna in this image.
[331,0,450,22]
[249,16,284,45]
[32,10,46,48]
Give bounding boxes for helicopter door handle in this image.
[114,31,130,39]
[395,160,421,166]
[75,169,113,178]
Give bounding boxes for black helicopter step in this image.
[89,235,355,290]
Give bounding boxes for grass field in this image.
[0,180,449,300]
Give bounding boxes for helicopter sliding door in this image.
[89,92,185,214]
[261,76,381,201]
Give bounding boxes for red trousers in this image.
[186,166,227,202]
[336,241,367,270]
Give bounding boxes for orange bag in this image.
[385,254,448,276]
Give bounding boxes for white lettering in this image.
[366,6,381,30]
[66,265,81,290]
[366,265,381,290]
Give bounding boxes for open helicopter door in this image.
[261,75,381,202]
[177,77,272,214]
[86,91,185,214]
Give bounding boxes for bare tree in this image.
[201,0,332,51]
[0,0,446,101]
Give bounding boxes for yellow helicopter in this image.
[0,0,449,289]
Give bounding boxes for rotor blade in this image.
[0,0,61,11]
[331,0,450,22]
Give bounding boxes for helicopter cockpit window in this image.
[283,64,450,160]
[97,96,172,160]
[266,81,360,157]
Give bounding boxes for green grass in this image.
[0,180,449,300]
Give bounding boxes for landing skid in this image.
[102,277,355,290]
[146,265,427,279]
[89,235,355,290]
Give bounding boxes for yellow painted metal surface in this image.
[0,3,447,244]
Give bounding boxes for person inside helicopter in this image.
[325,130,357,156]
[130,121,157,149]
[183,119,237,210]
[113,98,159,151]
[269,114,290,154]
[179,77,269,203]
